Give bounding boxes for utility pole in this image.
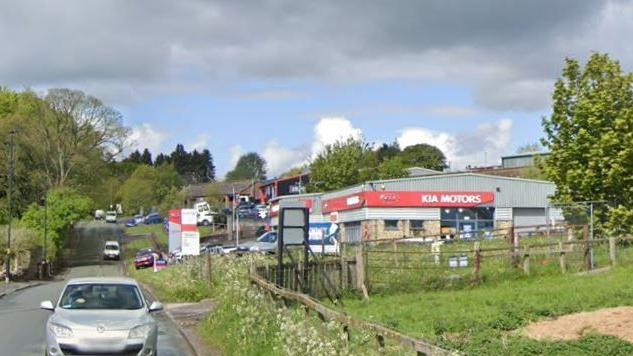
[5,130,15,283]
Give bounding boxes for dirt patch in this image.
[523,306,633,343]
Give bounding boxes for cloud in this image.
[397,119,513,168]
[311,117,363,157]
[128,123,167,154]
[262,140,309,177]
[2,1,631,110]
[423,105,478,118]
[187,134,209,151]
[229,145,244,168]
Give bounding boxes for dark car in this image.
[134,248,155,269]
[144,213,163,225]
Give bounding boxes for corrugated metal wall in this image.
[513,208,547,227]
[494,207,513,220]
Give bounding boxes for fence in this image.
[347,226,633,295]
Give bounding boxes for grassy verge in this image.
[341,264,633,354]
[127,263,213,303]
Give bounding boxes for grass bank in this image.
[342,265,633,354]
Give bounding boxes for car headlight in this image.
[50,323,73,338]
[250,246,260,252]
[128,324,153,340]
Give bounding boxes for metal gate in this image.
[345,222,361,243]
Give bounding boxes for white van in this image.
[103,241,120,260]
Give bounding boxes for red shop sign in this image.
[322,191,494,213]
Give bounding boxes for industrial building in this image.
[271,172,559,243]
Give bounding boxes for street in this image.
[0,222,195,356]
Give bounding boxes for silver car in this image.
[40,277,162,356]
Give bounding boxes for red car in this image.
[134,248,155,269]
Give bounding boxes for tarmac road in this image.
[0,221,195,356]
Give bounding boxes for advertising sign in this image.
[322,191,495,213]
[181,230,200,256]
[168,209,182,252]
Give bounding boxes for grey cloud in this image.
[0,0,629,111]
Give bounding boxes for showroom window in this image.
[440,207,495,239]
[384,220,399,231]
[410,220,425,237]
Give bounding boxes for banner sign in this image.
[168,208,200,255]
[270,198,313,217]
[322,191,494,213]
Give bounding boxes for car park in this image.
[134,248,155,269]
[40,277,162,356]
[102,241,120,260]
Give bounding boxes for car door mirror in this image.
[149,301,163,312]
[40,300,55,311]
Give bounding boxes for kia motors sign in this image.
[322,191,494,212]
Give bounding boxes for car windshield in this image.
[257,232,277,243]
[59,283,144,310]
[136,249,153,256]
[105,245,118,250]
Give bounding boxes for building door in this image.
[345,222,361,243]
[513,208,546,227]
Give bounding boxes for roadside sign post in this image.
[277,207,309,288]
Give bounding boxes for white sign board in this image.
[281,208,308,245]
[181,209,197,225]
[181,230,200,255]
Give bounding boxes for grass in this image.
[341,264,633,354]
[128,262,213,303]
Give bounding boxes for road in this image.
[0,222,195,356]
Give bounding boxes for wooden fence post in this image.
[392,239,399,267]
[559,241,566,274]
[206,252,212,284]
[356,245,369,301]
[523,248,531,276]
[609,237,617,267]
[471,241,481,284]
[583,226,591,271]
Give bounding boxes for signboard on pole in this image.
[182,230,200,255]
[168,209,182,253]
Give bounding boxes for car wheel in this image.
[202,220,210,226]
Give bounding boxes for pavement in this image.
[164,299,218,356]
[0,280,42,299]
[0,221,196,356]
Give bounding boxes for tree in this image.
[541,53,633,233]
[377,157,409,180]
[140,148,152,165]
[36,88,129,187]
[516,143,543,154]
[309,138,376,191]
[120,164,183,214]
[21,188,93,258]
[154,153,169,166]
[226,152,267,181]
[374,141,401,163]
[398,144,447,171]
[125,150,142,164]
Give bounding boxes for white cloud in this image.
[311,117,363,157]
[423,105,478,118]
[128,123,167,154]
[262,140,309,177]
[187,134,209,151]
[397,119,513,169]
[229,145,244,168]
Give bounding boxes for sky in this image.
[2,0,633,177]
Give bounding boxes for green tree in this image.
[398,144,447,171]
[309,138,377,191]
[542,53,633,234]
[374,141,401,163]
[21,188,93,258]
[140,149,153,165]
[377,156,409,180]
[120,165,183,214]
[226,152,267,181]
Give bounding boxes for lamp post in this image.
[41,195,48,262]
[5,130,15,283]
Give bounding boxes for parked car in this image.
[134,248,155,269]
[169,248,183,263]
[237,231,278,254]
[144,213,163,225]
[102,241,120,260]
[94,209,105,220]
[40,277,162,356]
[105,211,117,223]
